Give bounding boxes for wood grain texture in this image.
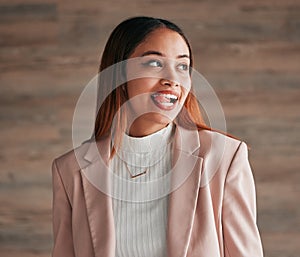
[0,0,299,256]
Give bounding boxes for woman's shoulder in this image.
[197,129,249,187]
[198,128,246,161]
[52,139,93,175]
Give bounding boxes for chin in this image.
[130,113,171,127]
[145,112,173,125]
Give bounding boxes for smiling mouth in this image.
[150,92,179,110]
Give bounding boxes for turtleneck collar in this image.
[113,122,175,167]
[120,122,174,153]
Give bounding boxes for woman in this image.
[52,16,264,257]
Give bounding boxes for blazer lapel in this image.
[167,124,203,257]
[80,124,203,257]
[80,135,115,257]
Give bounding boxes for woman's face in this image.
[125,28,191,137]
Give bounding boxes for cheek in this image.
[180,82,191,101]
[126,78,158,98]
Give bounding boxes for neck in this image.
[127,120,170,137]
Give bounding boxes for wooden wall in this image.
[0,0,299,256]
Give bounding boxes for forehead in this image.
[130,28,190,58]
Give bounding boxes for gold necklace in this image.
[124,162,148,179]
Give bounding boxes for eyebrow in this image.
[141,50,190,59]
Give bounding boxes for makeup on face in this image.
[151,90,180,111]
[125,28,191,136]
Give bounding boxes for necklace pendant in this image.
[124,162,148,179]
[129,170,147,179]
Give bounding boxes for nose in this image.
[160,78,179,87]
[159,62,180,87]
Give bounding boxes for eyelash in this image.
[142,60,162,67]
[177,63,189,71]
[142,59,189,71]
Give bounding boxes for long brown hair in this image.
[93,16,231,158]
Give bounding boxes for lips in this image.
[150,90,180,110]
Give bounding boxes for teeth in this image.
[152,93,178,100]
[160,102,174,106]
[164,94,178,100]
[151,92,179,106]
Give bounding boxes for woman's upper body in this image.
[51,16,264,257]
[52,121,264,257]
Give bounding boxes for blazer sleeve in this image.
[222,142,264,257]
[52,159,76,257]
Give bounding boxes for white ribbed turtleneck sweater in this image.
[111,122,174,257]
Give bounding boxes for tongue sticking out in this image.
[151,93,178,109]
[153,94,171,103]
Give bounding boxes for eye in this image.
[177,63,189,71]
[143,59,162,68]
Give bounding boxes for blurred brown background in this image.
[0,0,299,256]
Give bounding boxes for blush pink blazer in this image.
[51,124,264,257]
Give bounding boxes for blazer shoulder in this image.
[52,139,92,176]
[197,129,249,186]
[198,129,243,158]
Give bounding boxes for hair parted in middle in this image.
[93,16,211,159]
